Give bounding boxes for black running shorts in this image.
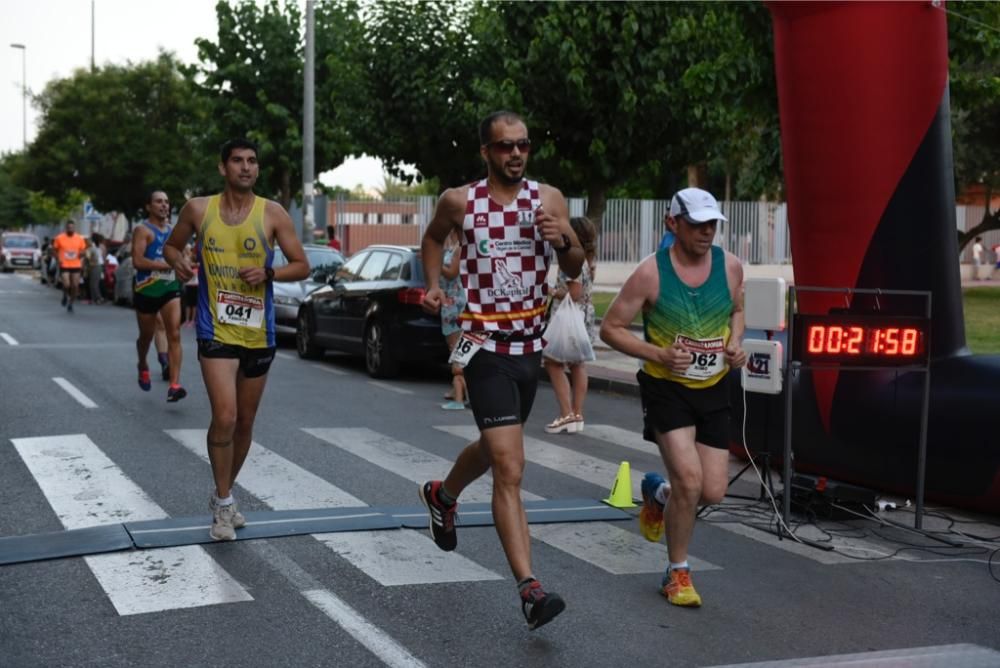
[464,349,542,431]
[134,289,182,315]
[197,339,276,378]
[637,370,732,450]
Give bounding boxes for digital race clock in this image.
[792,314,930,366]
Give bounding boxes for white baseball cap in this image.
[669,187,727,223]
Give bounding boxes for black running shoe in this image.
[61,293,67,307]
[418,481,457,551]
[521,580,566,630]
[160,363,170,381]
[166,385,187,402]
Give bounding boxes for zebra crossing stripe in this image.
[305,427,719,575]
[10,434,252,615]
[164,429,501,585]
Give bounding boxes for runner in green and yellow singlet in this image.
[600,187,747,610]
[164,138,309,542]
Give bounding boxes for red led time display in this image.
[793,315,930,366]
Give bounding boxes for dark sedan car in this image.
[295,244,448,378]
[273,244,345,336]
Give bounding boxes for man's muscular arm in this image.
[164,198,206,283]
[421,187,465,314]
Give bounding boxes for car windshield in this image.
[273,246,345,280]
[3,236,38,249]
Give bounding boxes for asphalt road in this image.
[2,270,999,668]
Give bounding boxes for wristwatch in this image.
[265,267,275,282]
[555,234,572,253]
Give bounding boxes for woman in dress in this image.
[543,216,597,433]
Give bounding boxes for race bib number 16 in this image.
[216,290,264,329]
[449,332,490,368]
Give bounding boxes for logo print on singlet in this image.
[243,238,256,251]
[490,260,529,300]
[474,214,488,228]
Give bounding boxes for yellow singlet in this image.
[195,195,275,348]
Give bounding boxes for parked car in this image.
[1,232,42,272]
[295,244,448,378]
[273,244,345,337]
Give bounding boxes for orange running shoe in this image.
[639,472,667,542]
[661,567,702,607]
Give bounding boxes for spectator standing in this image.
[183,241,199,327]
[440,228,468,409]
[86,234,105,304]
[326,225,341,251]
[972,236,984,280]
[543,216,598,433]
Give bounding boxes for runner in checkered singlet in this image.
[418,110,584,630]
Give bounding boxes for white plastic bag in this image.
[542,298,595,363]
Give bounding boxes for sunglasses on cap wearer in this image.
[487,139,532,154]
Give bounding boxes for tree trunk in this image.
[686,163,708,188]
[279,167,292,211]
[584,181,608,234]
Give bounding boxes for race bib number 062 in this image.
[216,290,264,329]
[675,334,725,380]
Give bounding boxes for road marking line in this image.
[312,363,347,375]
[247,540,427,668]
[275,351,296,361]
[303,589,428,667]
[52,377,98,408]
[11,434,252,615]
[367,381,413,395]
[0,332,18,345]
[165,429,500,585]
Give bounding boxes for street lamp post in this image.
[10,43,26,150]
[302,0,316,243]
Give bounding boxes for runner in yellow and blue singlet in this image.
[195,194,275,349]
[164,138,309,543]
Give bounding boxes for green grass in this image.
[963,287,1000,354]
[592,287,1000,354]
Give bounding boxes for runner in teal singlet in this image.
[601,187,747,609]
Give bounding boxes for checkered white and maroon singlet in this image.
[459,178,552,355]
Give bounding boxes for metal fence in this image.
[24,196,987,267]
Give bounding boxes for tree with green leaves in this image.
[193,0,362,209]
[0,155,36,229]
[334,0,488,192]
[472,1,776,225]
[947,0,1000,250]
[15,53,213,219]
[343,1,775,223]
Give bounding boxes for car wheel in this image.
[365,318,399,378]
[296,309,324,360]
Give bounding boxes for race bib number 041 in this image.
[216,290,264,329]
[675,334,726,380]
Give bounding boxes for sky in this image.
[0,0,386,191]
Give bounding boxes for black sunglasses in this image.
[488,139,531,154]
